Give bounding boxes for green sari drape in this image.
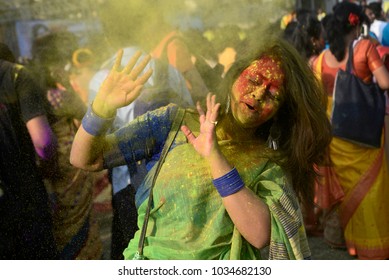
[123,129,311,260]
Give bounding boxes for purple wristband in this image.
[212,167,245,197]
[81,105,114,136]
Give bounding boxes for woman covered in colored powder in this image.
[70,37,331,260]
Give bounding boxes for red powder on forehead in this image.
[234,55,285,95]
[252,55,284,88]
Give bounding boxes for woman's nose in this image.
[251,84,266,100]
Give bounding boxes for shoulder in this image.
[355,38,380,57]
[355,38,376,48]
[141,103,181,124]
[164,32,191,56]
[309,50,327,78]
[308,54,318,66]
[0,61,26,78]
[0,60,14,83]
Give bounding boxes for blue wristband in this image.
[212,167,245,197]
[81,104,115,136]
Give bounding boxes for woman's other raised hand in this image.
[93,49,153,118]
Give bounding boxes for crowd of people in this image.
[284,1,389,260]
[1,0,388,260]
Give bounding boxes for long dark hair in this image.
[326,2,365,61]
[217,37,332,206]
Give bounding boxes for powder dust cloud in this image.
[86,0,294,66]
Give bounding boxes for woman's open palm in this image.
[94,49,153,117]
[181,94,221,158]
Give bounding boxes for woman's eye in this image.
[248,76,261,85]
[266,87,280,100]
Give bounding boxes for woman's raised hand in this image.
[181,93,221,159]
[93,49,153,118]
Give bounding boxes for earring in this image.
[225,95,231,114]
[267,122,281,150]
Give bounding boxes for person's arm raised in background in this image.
[164,36,210,102]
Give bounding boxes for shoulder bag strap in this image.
[133,107,186,259]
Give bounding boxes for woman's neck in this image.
[216,113,258,142]
[327,32,359,66]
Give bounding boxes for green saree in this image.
[122,123,311,260]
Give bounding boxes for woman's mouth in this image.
[246,103,256,111]
[242,100,259,112]
[240,96,260,112]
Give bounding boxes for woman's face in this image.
[364,8,375,24]
[230,56,284,129]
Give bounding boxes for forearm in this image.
[26,115,57,160]
[70,126,105,171]
[222,188,270,249]
[373,66,389,90]
[207,151,271,249]
[70,104,115,171]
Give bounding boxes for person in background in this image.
[317,8,326,21]
[280,10,296,30]
[311,1,389,259]
[179,28,224,93]
[211,25,243,77]
[0,42,58,259]
[283,21,299,45]
[286,11,325,63]
[69,48,98,104]
[70,36,331,260]
[364,4,376,24]
[147,3,209,103]
[368,2,389,46]
[29,32,103,259]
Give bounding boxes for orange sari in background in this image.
[313,39,389,259]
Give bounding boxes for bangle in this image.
[212,167,245,197]
[81,104,115,136]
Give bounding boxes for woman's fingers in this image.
[181,125,196,144]
[113,49,145,75]
[134,68,153,86]
[113,49,124,71]
[196,101,206,124]
[122,50,143,74]
[120,68,153,96]
[129,54,151,79]
[122,85,144,105]
[210,103,221,124]
[203,93,220,125]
